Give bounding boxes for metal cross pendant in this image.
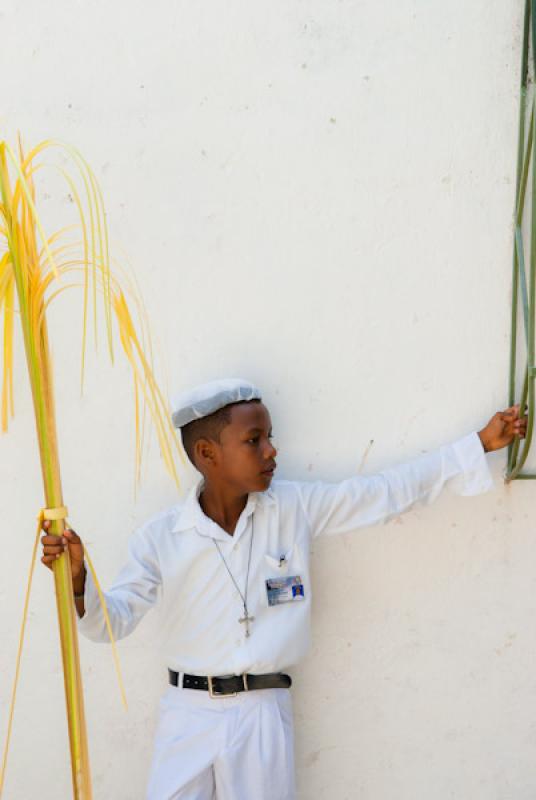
[239,610,255,637]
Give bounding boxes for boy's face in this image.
[206,401,277,493]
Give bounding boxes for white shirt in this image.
[77,431,493,676]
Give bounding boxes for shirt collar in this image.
[170,477,276,541]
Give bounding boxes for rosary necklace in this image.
[211,516,255,637]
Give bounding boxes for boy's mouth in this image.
[261,463,276,475]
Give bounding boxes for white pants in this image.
[145,683,296,800]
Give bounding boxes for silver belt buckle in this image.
[208,675,236,698]
[207,674,250,697]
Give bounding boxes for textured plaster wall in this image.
[1,1,535,798]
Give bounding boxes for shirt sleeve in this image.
[295,431,494,538]
[76,524,162,643]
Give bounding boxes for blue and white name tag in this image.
[266,575,305,606]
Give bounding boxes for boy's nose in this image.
[264,439,277,458]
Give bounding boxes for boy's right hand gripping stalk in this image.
[40,521,85,581]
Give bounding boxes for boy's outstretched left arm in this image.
[296,405,527,539]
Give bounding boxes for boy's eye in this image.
[246,433,274,444]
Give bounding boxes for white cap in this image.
[171,378,262,428]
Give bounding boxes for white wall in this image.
[1,1,534,798]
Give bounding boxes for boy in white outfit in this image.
[40,379,526,799]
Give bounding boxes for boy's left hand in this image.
[477,404,528,452]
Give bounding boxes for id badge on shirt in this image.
[266,575,305,607]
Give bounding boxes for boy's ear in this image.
[194,437,218,469]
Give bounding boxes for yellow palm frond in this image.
[0,137,184,799]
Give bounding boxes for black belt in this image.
[168,668,292,697]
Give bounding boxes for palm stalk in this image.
[507,0,536,480]
[0,138,183,797]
